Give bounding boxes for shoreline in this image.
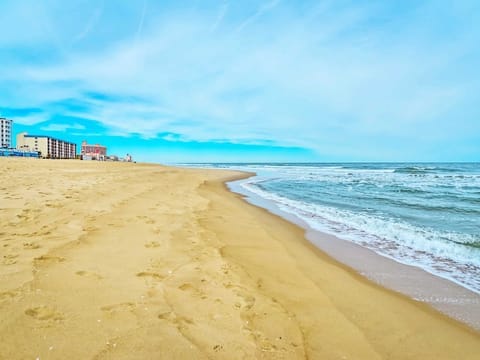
[1,158,480,359]
[228,175,480,331]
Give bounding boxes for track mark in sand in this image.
[136,272,165,280]
[2,253,18,265]
[31,228,52,237]
[23,242,41,250]
[101,302,136,313]
[45,202,62,209]
[158,312,173,320]
[178,283,195,291]
[175,315,195,325]
[144,241,160,248]
[136,215,155,224]
[34,255,65,264]
[160,311,196,328]
[0,290,18,302]
[25,306,64,321]
[235,290,256,310]
[178,283,207,299]
[76,270,103,280]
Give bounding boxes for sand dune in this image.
[0,158,479,359]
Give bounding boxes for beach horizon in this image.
[1,158,480,359]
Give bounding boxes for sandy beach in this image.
[1,158,480,359]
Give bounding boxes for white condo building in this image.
[16,132,77,159]
[0,117,13,148]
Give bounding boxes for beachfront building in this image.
[0,117,13,148]
[16,132,76,159]
[81,141,107,160]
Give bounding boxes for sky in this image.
[1,0,479,163]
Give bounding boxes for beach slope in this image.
[0,158,479,359]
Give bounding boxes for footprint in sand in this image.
[2,254,18,265]
[16,210,33,220]
[175,315,195,325]
[213,344,224,352]
[235,291,256,310]
[34,255,65,264]
[23,242,41,250]
[178,283,207,299]
[157,311,174,320]
[25,306,64,321]
[136,272,164,281]
[136,215,155,224]
[31,229,51,236]
[178,283,195,291]
[45,202,62,209]
[162,312,195,329]
[0,290,18,301]
[144,241,160,248]
[76,270,103,280]
[101,302,135,314]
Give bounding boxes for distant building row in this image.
[1,117,122,161]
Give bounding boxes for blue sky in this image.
[1,0,479,162]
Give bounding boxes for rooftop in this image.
[21,134,77,146]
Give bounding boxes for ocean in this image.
[183,163,480,294]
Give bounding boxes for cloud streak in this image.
[210,1,228,32]
[135,0,148,42]
[73,3,104,42]
[40,123,85,132]
[235,0,281,32]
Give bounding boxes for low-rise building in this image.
[16,132,76,159]
[81,141,107,160]
[0,117,13,148]
[0,149,39,158]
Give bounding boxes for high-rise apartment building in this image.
[0,117,13,148]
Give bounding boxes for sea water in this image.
[183,163,480,294]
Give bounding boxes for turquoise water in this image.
[185,163,480,293]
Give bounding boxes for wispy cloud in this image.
[210,1,228,32]
[235,0,281,32]
[40,123,85,132]
[73,3,104,42]
[135,0,148,43]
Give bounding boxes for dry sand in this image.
[0,158,479,359]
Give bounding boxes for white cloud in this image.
[40,123,85,132]
[11,113,48,126]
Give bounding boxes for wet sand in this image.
[1,158,479,359]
